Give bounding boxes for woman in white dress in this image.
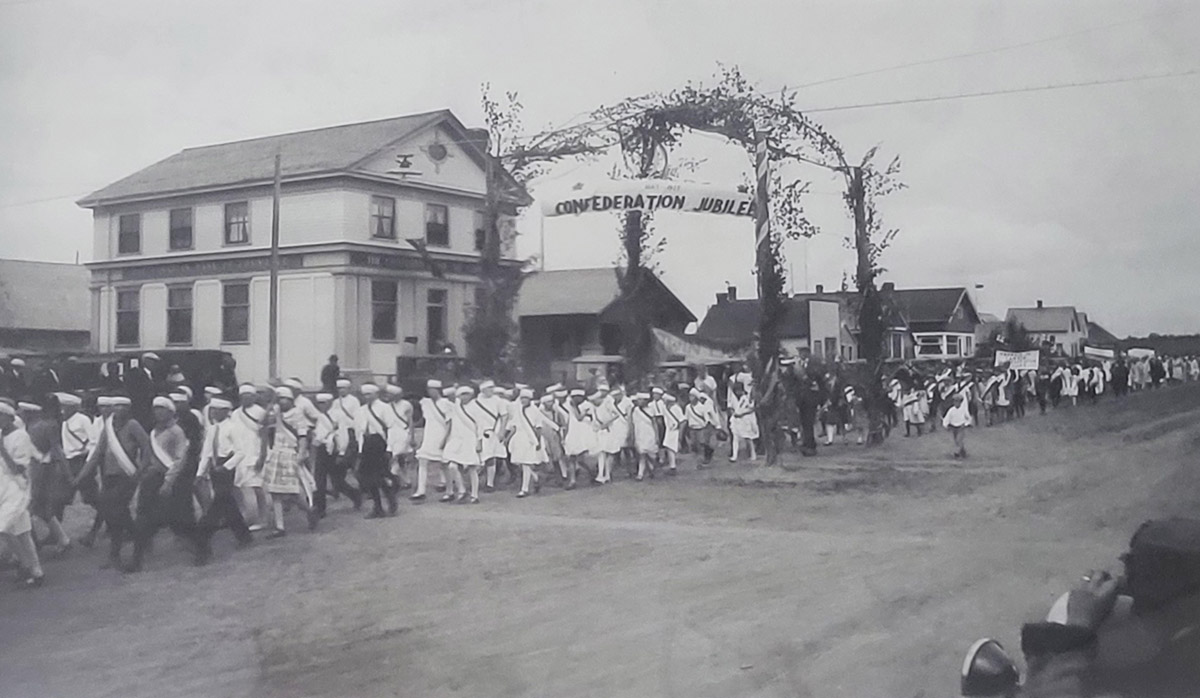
[413,381,450,502]
[1063,366,1080,406]
[262,387,317,536]
[507,389,547,498]
[728,382,760,462]
[0,403,44,588]
[562,390,594,489]
[442,385,485,504]
[631,393,659,480]
[592,390,623,484]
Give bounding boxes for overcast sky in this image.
[2,0,1198,337]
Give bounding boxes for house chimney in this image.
[715,292,728,305]
[815,284,824,294]
[726,284,737,301]
[882,282,895,293]
[1036,300,1044,309]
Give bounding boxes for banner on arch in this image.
[542,179,755,219]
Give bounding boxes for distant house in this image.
[1006,301,1089,358]
[695,284,843,360]
[0,259,91,354]
[1085,321,1120,349]
[517,267,695,385]
[975,312,1005,348]
[890,284,982,360]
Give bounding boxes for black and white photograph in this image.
[2,1,1200,696]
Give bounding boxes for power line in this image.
[792,7,1189,90]
[801,68,1199,114]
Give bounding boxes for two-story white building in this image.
[78,110,525,384]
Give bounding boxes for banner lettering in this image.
[542,180,754,219]
[994,350,1040,371]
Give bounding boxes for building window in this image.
[888,333,905,360]
[371,280,398,341]
[118,214,141,255]
[962,336,974,357]
[473,211,486,252]
[915,334,943,357]
[425,204,449,247]
[169,208,193,250]
[116,288,140,346]
[824,337,837,360]
[426,288,447,353]
[222,282,250,343]
[224,201,250,245]
[166,285,193,345]
[370,196,396,239]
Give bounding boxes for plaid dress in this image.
[264,408,308,495]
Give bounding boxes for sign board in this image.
[542,179,755,219]
[994,350,1040,371]
[1083,345,1116,360]
[1127,347,1156,359]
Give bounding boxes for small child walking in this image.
[942,391,973,459]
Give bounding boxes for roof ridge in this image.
[0,258,87,268]
[179,109,450,152]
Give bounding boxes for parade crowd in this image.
[1,351,1195,590]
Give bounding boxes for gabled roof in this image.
[78,110,527,207]
[695,297,817,344]
[892,287,971,325]
[517,267,695,322]
[1006,306,1079,333]
[1086,321,1120,347]
[0,259,90,332]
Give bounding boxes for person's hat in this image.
[569,389,585,398]
[385,384,403,396]
[168,392,189,403]
[663,394,677,403]
[245,404,267,422]
[274,386,295,400]
[209,397,233,410]
[177,385,194,400]
[17,401,41,413]
[519,388,535,399]
[314,393,333,403]
[651,387,664,394]
[588,391,605,401]
[959,638,1019,697]
[677,383,691,392]
[441,386,456,397]
[10,358,25,367]
[238,384,257,396]
[141,351,160,362]
[515,383,529,390]
[204,386,222,397]
[545,383,563,393]
[56,393,82,407]
[480,379,496,391]
[360,384,380,396]
[97,396,114,407]
[152,396,176,412]
[689,388,703,398]
[456,385,475,396]
[634,392,650,401]
[336,378,352,388]
[283,378,304,391]
[540,394,556,405]
[110,396,132,407]
[426,379,443,389]
[0,402,14,417]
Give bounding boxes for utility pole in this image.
[268,152,281,381]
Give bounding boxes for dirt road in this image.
[3,385,1199,698]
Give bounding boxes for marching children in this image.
[659,393,684,474]
[354,384,399,519]
[728,382,759,462]
[593,388,622,484]
[507,389,546,498]
[476,381,507,492]
[540,393,568,486]
[631,392,659,480]
[73,396,149,570]
[0,401,45,588]
[312,393,360,516]
[443,385,484,504]
[193,399,256,565]
[562,389,594,489]
[384,384,415,492]
[901,383,925,437]
[412,380,450,502]
[685,389,719,465]
[942,390,973,459]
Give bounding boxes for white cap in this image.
[168,392,189,403]
[336,378,352,388]
[141,351,160,361]
[634,393,650,401]
[456,385,475,396]
[97,396,114,407]
[152,396,176,412]
[479,380,496,390]
[588,391,605,401]
[314,393,333,403]
[426,379,443,389]
[111,396,132,407]
[360,384,380,396]
[663,394,677,403]
[385,384,403,396]
[570,389,585,397]
[0,403,14,417]
[539,395,555,404]
[441,386,456,397]
[56,393,82,406]
[515,383,529,390]
[238,384,257,396]
[690,388,703,398]
[245,404,267,422]
[545,383,563,393]
[209,397,233,410]
[204,386,222,396]
[609,387,622,395]
[17,401,41,412]
[177,385,194,400]
[275,386,295,400]
[283,378,304,391]
[519,388,535,399]
[651,387,664,394]
[9,358,25,367]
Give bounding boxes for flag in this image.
[406,238,445,279]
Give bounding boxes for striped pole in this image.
[752,124,781,465]
[754,133,771,253]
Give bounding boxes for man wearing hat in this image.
[412,380,451,502]
[4,357,28,399]
[168,390,207,515]
[331,378,360,494]
[74,396,150,570]
[125,396,193,573]
[354,384,399,518]
[194,398,256,564]
[60,393,99,518]
[232,384,269,530]
[311,393,361,516]
[22,401,72,552]
[124,352,163,428]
